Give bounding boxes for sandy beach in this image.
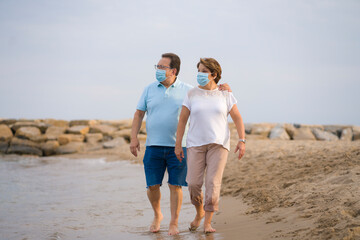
[28,136,359,240]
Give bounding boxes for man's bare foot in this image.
[168,223,179,235]
[204,223,216,233]
[189,210,205,231]
[150,214,163,233]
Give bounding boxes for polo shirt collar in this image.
[157,78,180,88]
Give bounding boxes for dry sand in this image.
[47,137,360,240]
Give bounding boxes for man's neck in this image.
[161,77,176,89]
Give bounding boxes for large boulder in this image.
[251,123,276,137]
[269,124,290,140]
[340,128,353,141]
[10,121,50,133]
[41,140,59,156]
[103,137,126,149]
[0,124,13,141]
[0,141,9,153]
[89,125,117,136]
[292,128,316,140]
[323,125,348,138]
[66,125,89,135]
[69,120,99,127]
[42,119,69,127]
[45,126,67,140]
[353,126,360,141]
[312,128,339,141]
[85,133,103,143]
[15,127,46,142]
[112,129,132,139]
[7,137,42,156]
[56,142,85,155]
[0,119,17,125]
[58,134,85,145]
[284,123,297,139]
[117,119,133,130]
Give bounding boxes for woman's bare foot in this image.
[189,209,205,231]
[150,213,163,233]
[168,223,179,235]
[204,223,216,233]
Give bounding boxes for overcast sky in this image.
[0,0,359,125]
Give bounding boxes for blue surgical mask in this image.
[156,69,166,82]
[197,72,210,86]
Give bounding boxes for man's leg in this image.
[147,184,163,233]
[168,184,182,235]
[143,146,166,233]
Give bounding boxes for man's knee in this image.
[148,184,160,191]
[168,183,182,192]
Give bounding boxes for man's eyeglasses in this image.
[154,65,172,70]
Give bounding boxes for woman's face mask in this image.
[197,72,210,86]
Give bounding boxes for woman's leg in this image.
[203,144,229,232]
[186,146,206,230]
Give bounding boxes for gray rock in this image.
[85,133,103,143]
[0,124,13,141]
[56,142,85,155]
[89,125,117,136]
[323,125,349,138]
[7,137,42,156]
[312,128,339,141]
[41,140,60,156]
[103,137,126,149]
[293,128,316,140]
[269,124,290,140]
[66,125,89,135]
[45,126,67,140]
[0,119,17,125]
[0,141,9,153]
[340,128,353,141]
[353,126,360,141]
[244,123,252,134]
[251,123,276,137]
[15,127,42,141]
[11,121,50,133]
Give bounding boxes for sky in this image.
[0,0,359,125]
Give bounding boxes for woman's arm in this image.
[229,104,246,159]
[175,106,190,162]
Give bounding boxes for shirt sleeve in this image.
[182,92,191,111]
[227,92,238,113]
[136,87,148,112]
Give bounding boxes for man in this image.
[130,53,230,235]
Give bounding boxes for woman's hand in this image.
[234,142,245,159]
[218,83,232,92]
[175,145,184,162]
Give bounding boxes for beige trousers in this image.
[186,143,229,212]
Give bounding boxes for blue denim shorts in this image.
[143,146,187,188]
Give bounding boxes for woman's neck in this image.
[199,81,217,90]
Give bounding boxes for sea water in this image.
[0,155,222,240]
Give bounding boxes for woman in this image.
[175,58,245,233]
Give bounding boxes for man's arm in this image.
[130,110,145,157]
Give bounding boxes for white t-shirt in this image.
[182,86,237,151]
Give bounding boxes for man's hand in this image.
[130,137,140,157]
[234,142,245,159]
[175,145,184,162]
[218,83,232,92]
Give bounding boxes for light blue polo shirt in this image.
[137,79,193,147]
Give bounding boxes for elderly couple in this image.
[130,53,245,235]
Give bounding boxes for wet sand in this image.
[2,138,360,240]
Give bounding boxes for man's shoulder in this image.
[177,80,194,91]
